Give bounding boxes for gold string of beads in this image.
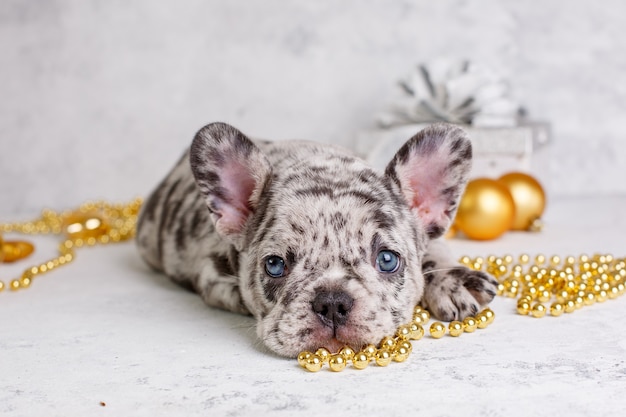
[0,198,142,293]
[460,253,626,317]
[297,306,495,372]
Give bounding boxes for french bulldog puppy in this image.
[136,122,497,357]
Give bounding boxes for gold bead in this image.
[396,324,411,340]
[430,322,446,338]
[564,299,576,313]
[19,276,31,288]
[315,348,331,363]
[409,323,425,340]
[476,314,489,329]
[482,308,495,324]
[397,340,413,354]
[584,292,596,306]
[304,355,323,372]
[10,279,20,291]
[328,354,347,372]
[362,344,378,359]
[379,336,397,351]
[0,281,5,292]
[448,321,463,337]
[531,303,547,318]
[414,310,430,324]
[375,349,392,367]
[297,351,312,368]
[339,346,355,361]
[574,296,584,309]
[550,302,564,317]
[393,345,410,362]
[413,305,424,315]
[352,352,370,370]
[463,317,478,333]
[537,290,551,303]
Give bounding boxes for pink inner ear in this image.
[216,160,256,234]
[399,151,449,227]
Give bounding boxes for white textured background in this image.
[1,0,626,215]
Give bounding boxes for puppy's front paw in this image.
[422,266,498,322]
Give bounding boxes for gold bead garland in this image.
[0,198,142,292]
[460,253,626,317]
[2,200,624,374]
[298,252,625,373]
[297,305,496,372]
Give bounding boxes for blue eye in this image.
[376,250,400,273]
[265,256,286,278]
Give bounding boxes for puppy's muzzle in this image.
[312,291,354,329]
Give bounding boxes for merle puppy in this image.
[136,122,497,357]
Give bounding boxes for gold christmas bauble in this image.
[455,178,515,240]
[498,172,546,231]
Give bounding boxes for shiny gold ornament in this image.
[375,349,392,367]
[328,354,347,372]
[448,321,463,337]
[429,322,446,338]
[498,172,546,231]
[62,212,110,240]
[352,352,370,370]
[455,178,515,240]
[0,239,35,263]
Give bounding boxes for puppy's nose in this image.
[312,291,354,328]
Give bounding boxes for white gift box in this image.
[354,122,550,178]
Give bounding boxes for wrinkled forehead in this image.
[259,182,422,260]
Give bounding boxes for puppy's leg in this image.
[421,238,498,321]
[194,271,250,316]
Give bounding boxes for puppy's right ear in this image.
[190,123,271,245]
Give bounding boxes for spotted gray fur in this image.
[136,122,497,357]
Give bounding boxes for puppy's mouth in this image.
[308,326,365,353]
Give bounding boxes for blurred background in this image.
[1,0,625,215]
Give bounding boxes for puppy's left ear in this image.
[385,123,473,239]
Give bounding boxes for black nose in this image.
[312,291,354,328]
